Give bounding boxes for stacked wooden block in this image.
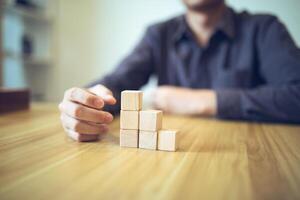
[120,90,178,151]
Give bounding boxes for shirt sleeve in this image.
[87,27,156,114]
[216,17,300,123]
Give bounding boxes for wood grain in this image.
[0,104,300,200]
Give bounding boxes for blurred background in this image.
[1,0,300,102]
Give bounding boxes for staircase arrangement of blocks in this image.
[120,90,178,151]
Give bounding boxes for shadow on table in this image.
[104,132,120,145]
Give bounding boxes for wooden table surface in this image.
[0,104,300,200]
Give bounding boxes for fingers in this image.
[60,85,116,142]
[65,87,104,109]
[59,100,114,123]
[60,113,109,134]
[60,115,108,142]
[65,128,100,142]
[89,85,117,105]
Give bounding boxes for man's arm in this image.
[154,17,300,123]
[88,27,157,113]
[217,17,300,123]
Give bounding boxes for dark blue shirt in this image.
[91,7,300,123]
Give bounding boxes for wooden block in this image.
[121,90,143,111]
[120,110,139,130]
[139,130,157,150]
[158,130,178,152]
[139,110,162,131]
[120,129,138,148]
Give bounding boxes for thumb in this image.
[88,84,117,105]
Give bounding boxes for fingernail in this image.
[105,114,113,122]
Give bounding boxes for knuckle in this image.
[70,87,78,96]
[58,102,66,110]
[58,102,68,114]
[66,87,78,98]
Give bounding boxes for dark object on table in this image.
[22,35,33,57]
[0,88,30,113]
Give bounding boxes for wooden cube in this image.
[120,129,138,148]
[120,110,139,130]
[139,130,157,150]
[139,110,162,131]
[158,130,178,152]
[121,90,143,111]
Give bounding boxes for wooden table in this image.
[0,104,300,200]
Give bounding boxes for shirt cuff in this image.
[216,89,243,119]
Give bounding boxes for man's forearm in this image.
[216,85,300,123]
[153,86,217,116]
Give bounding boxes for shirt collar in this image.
[216,7,236,39]
[173,7,236,43]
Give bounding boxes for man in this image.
[59,0,300,142]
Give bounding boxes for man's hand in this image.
[153,86,217,116]
[58,84,116,142]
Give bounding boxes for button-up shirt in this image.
[91,7,300,123]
